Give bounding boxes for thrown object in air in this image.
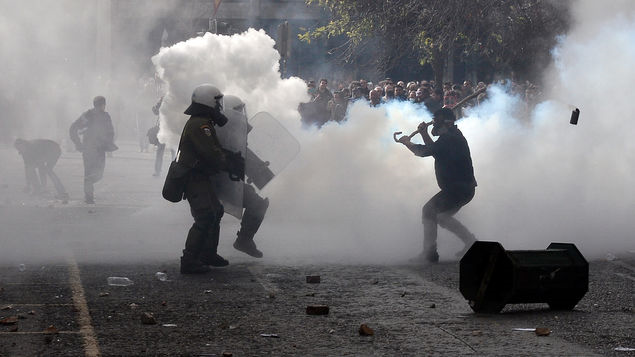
[570,108,580,125]
[460,241,588,313]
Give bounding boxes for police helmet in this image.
[189,84,223,110]
[223,94,246,114]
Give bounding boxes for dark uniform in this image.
[411,125,477,262]
[14,138,68,201]
[176,103,241,272]
[69,103,116,203]
[234,182,269,255]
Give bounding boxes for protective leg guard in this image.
[234,194,268,258]
[198,211,229,266]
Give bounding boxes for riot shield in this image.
[212,107,248,219]
[246,112,300,189]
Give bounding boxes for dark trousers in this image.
[82,149,106,200]
[237,184,269,242]
[26,164,67,198]
[422,186,475,254]
[184,172,224,259]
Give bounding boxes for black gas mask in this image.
[212,110,228,127]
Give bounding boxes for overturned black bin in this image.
[460,241,588,313]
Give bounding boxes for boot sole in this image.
[233,244,263,258]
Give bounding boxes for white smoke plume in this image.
[152,29,309,147]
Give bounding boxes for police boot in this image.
[180,250,211,274]
[198,215,229,267]
[233,231,263,258]
[232,196,267,258]
[200,253,229,267]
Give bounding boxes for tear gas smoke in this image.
[152,29,309,148]
[155,0,635,263]
[1,0,633,265]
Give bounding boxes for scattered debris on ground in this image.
[260,333,280,338]
[306,305,329,315]
[0,316,18,325]
[140,312,157,325]
[535,327,551,336]
[359,324,374,336]
[44,325,58,334]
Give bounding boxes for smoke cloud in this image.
[1,0,632,265]
[150,0,635,263]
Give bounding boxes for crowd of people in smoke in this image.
[298,76,542,128]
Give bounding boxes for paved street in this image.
[0,142,633,356]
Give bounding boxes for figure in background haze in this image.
[396,108,477,263]
[311,79,333,125]
[149,96,175,177]
[69,96,117,204]
[135,77,158,153]
[14,138,69,202]
[175,84,245,274]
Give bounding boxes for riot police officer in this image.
[175,84,244,274]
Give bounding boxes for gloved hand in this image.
[225,151,245,181]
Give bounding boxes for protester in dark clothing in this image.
[394,85,408,101]
[14,138,69,202]
[369,88,382,107]
[312,78,333,125]
[69,96,117,204]
[396,108,477,263]
[328,90,348,122]
[359,79,370,98]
